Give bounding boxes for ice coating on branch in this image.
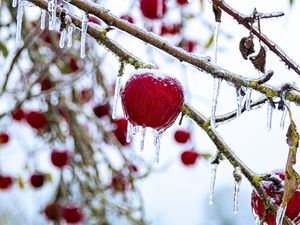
[213,22,221,64]
[48,0,57,30]
[235,86,243,116]
[140,127,146,152]
[245,89,252,111]
[208,163,218,205]
[16,0,24,46]
[59,29,66,48]
[80,12,88,59]
[153,130,163,163]
[12,0,17,8]
[233,167,242,214]
[276,205,287,225]
[210,78,222,128]
[112,76,121,119]
[67,25,73,47]
[266,102,273,131]
[40,10,46,30]
[280,103,288,130]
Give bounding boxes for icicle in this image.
[210,78,222,128]
[12,0,17,7]
[280,103,288,130]
[236,86,243,116]
[15,0,24,46]
[213,22,221,64]
[140,127,146,152]
[126,122,133,143]
[67,25,73,48]
[266,102,273,131]
[132,126,140,136]
[245,89,252,111]
[48,0,57,30]
[80,12,88,59]
[255,217,260,225]
[153,130,162,163]
[233,167,242,214]
[276,205,287,225]
[112,76,121,119]
[208,163,218,205]
[40,10,46,30]
[59,29,67,48]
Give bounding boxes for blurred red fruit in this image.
[180,40,198,52]
[113,118,128,146]
[78,88,93,103]
[177,0,190,5]
[120,15,134,24]
[121,71,184,131]
[12,107,26,121]
[44,202,62,221]
[160,23,180,36]
[181,150,199,166]
[51,150,70,168]
[40,77,53,91]
[111,174,129,192]
[26,111,48,130]
[0,175,13,189]
[69,58,79,73]
[30,172,45,188]
[93,103,110,118]
[251,170,300,225]
[140,0,167,19]
[0,132,9,144]
[174,129,191,144]
[89,15,101,25]
[62,205,84,224]
[129,164,138,173]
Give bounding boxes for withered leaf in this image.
[239,35,255,60]
[250,46,266,73]
[212,4,222,22]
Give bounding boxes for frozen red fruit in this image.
[121,70,184,131]
[40,77,53,91]
[89,15,101,25]
[129,164,138,173]
[111,174,129,192]
[62,205,84,224]
[112,118,128,146]
[174,129,190,143]
[177,0,191,5]
[160,23,180,36]
[12,107,26,121]
[0,132,9,144]
[120,15,134,24]
[0,175,13,189]
[251,170,300,225]
[26,111,48,130]
[181,150,199,166]
[69,58,79,72]
[180,40,198,53]
[93,103,110,118]
[30,172,45,188]
[78,88,93,103]
[44,202,62,221]
[51,150,70,168]
[140,0,167,19]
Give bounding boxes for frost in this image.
[233,167,242,214]
[140,127,146,152]
[67,25,73,48]
[208,163,218,205]
[40,10,46,30]
[266,102,273,131]
[16,0,24,46]
[80,12,88,59]
[112,76,121,119]
[276,205,287,225]
[210,78,222,128]
[59,29,66,48]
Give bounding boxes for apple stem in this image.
[40,10,46,30]
[67,24,73,48]
[80,12,88,59]
[48,0,57,31]
[16,0,24,46]
[266,101,273,132]
[276,205,287,225]
[210,78,222,128]
[208,163,218,205]
[280,102,289,130]
[245,88,252,111]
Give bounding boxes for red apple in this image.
[120,14,134,24]
[62,205,84,224]
[93,103,110,118]
[39,77,53,91]
[140,0,167,19]
[160,23,180,36]
[111,174,129,192]
[112,118,128,146]
[89,15,101,25]
[179,39,198,53]
[177,0,191,5]
[181,150,199,166]
[12,107,26,121]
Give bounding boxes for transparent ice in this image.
[40,10,46,30]
[126,122,133,143]
[280,103,289,130]
[267,102,273,131]
[233,167,242,214]
[48,0,57,30]
[59,29,67,48]
[213,22,221,64]
[245,89,252,111]
[112,76,121,119]
[236,86,243,116]
[80,12,88,59]
[276,205,287,225]
[67,25,73,47]
[208,163,218,205]
[153,130,163,163]
[210,78,222,128]
[16,0,24,46]
[140,127,146,152]
[12,0,17,8]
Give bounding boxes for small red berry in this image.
[181,150,199,166]
[69,58,79,73]
[89,15,101,25]
[251,170,300,224]
[30,172,45,188]
[40,77,53,91]
[78,88,93,103]
[44,202,62,221]
[177,0,191,5]
[120,14,134,24]
[0,132,9,144]
[140,0,167,19]
[93,103,110,118]
[113,118,128,146]
[0,175,13,189]
[180,40,198,53]
[129,164,138,173]
[160,23,180,36]
[111,174,129,192]
[121,70,184,131]
[26,111,48,130]
[12,107,26,121]
[51,150,70,168]
[174,129,191,144]
[62,205,84,224]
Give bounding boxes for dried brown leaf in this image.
[250,46,266,73]
[239,36,255,60]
